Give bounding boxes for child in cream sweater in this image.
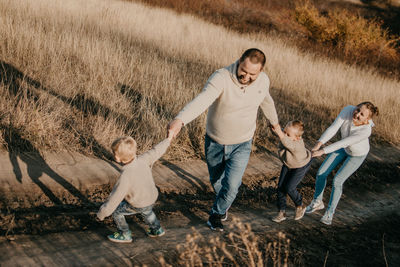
[97,132,173,243]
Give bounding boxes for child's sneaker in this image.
[107,231,133,243]
[147,227,165,237]
[294,205,306,220]
[272,211,286,223]
[207,213,224,231]
[320,213,333,225]
[305,199,324,214]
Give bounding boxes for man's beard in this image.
[237,75,253,85]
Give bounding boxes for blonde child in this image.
[97,132,173,243]
[272,120,312,222]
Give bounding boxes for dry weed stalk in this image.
[266,231,290,267]
[323,250,329,267]
[161,217,290,266]
[382,233,388,267]
[5,213,15,241]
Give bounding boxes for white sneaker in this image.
[305,199,324,214]
[221,207,231,222]
[221,211,228,222]
[320,213,333,225]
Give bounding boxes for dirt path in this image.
[0,145,399,266]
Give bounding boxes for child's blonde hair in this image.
[286,120,304,137]
[111,137,137,163]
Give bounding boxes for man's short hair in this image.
[111,136,137,162]
[239,48,266,67]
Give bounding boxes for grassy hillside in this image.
[0,0,399,160]
[136,0,400,74]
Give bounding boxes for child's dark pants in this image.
[277,159,313,211]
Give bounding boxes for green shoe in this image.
[147,227,165,237]
[107,231,133,243]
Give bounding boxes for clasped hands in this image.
[166,118,184,141]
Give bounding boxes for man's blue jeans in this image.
[205,134,252,215]
[112,201,161,234]
[314,148,367,217]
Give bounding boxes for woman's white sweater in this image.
[319,105,374,156]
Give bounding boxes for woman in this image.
[306,102,379,225]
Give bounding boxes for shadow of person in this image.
[159,159,209,192]
[156,189,214,227]
[3,123,91,206]
[0,60,120,172]
[119,83,175,119]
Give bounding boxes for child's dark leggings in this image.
[277,159,313,211]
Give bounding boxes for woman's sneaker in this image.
[272,211,286,223]
[147,227,165,237]
[107,231,133,243]
[305,199,324,214]
[294,205,306,220]
[320,213,333,225]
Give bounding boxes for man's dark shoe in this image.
[207,213,224,231]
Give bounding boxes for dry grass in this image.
[135,0,297,34]
[0,0,399,160]
[136,0,400,74]
[159,217,291,266]
[295,1,399,68]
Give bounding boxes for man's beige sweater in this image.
[176,61,279,145]
[278,136,311,169]
[97,139,170,220]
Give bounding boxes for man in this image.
[168,48,279,231]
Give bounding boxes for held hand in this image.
[96,212,105,222]
[312,149,325,158]
[167,119,184,139]
[270,123,279,132]
[312,142,322,152]
[271,124,284,139]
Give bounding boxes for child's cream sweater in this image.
[97,139,170,220]
[278,136,311,169]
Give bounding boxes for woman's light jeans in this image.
[314,148,367,217]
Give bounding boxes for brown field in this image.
[136,0,400,73]
[1,0,399,160]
